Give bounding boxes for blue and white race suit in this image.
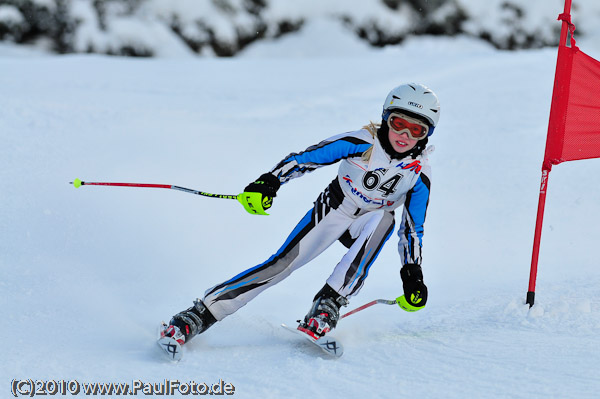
[204,127,432,320]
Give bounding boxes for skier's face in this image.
[388,128,418,153]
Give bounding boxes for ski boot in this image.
[297,284,348,340]
[160,299,217,345]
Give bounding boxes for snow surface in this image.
[2,18,600,399]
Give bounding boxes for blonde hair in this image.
[361,121,380,162]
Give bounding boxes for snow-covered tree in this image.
[0,0,598,56]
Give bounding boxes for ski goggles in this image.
[387,112,430,140]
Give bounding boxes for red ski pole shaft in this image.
[341,299,398,320]
[70,178,239,200]
[78,181,171,189]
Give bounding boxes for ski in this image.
[157,336,183,361]
[156,323,344,360]
[281,323,344,358]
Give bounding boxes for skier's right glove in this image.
[398,264,428,312]
[238,173,281,215]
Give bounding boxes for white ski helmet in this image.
[382,83,440,136]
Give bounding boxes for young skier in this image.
[161,83,440,346]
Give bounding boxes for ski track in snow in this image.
[2,34,599,398]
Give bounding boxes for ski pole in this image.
[70,178,239,200]
[341,297,402,320]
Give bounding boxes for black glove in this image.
[244,173,281,198]
[400,264,428,309]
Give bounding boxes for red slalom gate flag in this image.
[527,1,600,307]
[544,33,600,166]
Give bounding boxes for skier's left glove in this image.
[398,263,428,312]
[238,173,281,215]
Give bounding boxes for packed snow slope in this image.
[2,34,599,398]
